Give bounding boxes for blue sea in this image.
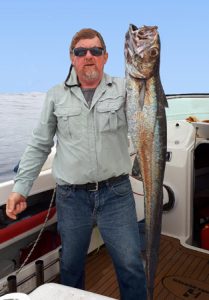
[0,92,45,183]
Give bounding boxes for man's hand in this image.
[6,192,27,220]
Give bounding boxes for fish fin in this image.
[157,78,168,107]
[132,155,142,179]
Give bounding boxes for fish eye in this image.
[149,48,158,57]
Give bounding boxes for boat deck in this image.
[85,235,209,299]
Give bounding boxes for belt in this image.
[72,174,128,191]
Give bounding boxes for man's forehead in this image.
[75,36,102,47]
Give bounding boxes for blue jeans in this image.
[56,176,146,300]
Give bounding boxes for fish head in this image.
[125,24,160,79]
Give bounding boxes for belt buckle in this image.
[89,182,99,191]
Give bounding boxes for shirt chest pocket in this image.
[54,107,82,138]
[97,97,126,133]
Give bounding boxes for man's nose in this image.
[86,50,93,57]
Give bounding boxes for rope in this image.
[16,188,56,274]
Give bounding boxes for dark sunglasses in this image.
[73,47,104,57]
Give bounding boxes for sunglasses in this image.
[73,47,104,57]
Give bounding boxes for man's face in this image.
[70,36,108,87]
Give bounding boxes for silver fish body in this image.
[125,24,168,300]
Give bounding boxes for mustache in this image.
[84,58,95,64]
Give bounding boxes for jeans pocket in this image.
[111,178,132,196]
[56,184,73,198]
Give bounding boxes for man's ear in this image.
[70,53,75,65]
[104,52,108,64]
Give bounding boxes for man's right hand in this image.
[6,192,27,220]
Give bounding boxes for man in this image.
[6,28,146,299]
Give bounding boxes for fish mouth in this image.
[130,24,138,31]
[128,24,159,48]
[129,24,158,35]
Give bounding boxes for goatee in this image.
[83,69,99,81]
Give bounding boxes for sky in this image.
[0,0,209,95]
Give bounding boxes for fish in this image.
[124,24,168,299]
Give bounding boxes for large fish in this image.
[125,24,168,299]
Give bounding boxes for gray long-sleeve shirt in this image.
[13,68,131,197]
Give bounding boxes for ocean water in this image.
[0,92,46,183]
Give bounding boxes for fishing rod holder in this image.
[7,274,17,292]
[35,260,44,287]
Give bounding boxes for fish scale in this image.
[125,24,168,300]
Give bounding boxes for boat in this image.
[0,93,209,299]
